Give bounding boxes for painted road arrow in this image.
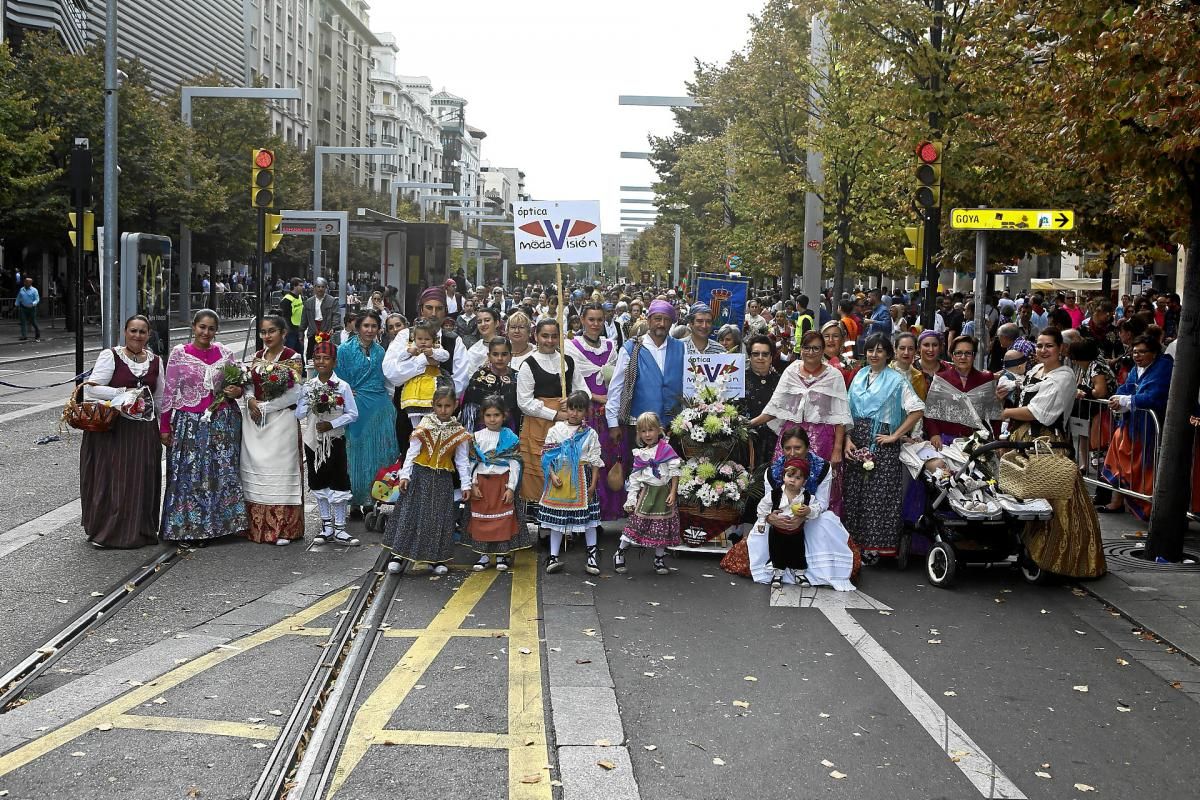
[951,208,1075,232]
[773,585,1027,799]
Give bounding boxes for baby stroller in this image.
[366,457,405,532]
[902,434,1055,588]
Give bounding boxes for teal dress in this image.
[337,337,399,505]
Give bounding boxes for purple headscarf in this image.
[420,286,447,307]
[647,299,677,322]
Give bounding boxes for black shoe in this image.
[545,554,563,574]
[585,545,601,575]
[613,547,628,574]
[653,555,669,576]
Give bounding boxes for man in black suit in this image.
[300,278,340,360]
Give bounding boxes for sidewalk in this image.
[1084,507,1200,679]
[0,316,252,361]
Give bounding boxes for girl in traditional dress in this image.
[240,315,305,545]
[461,307,501,381]
[160,310,249,543]
[842,333,925,562]
[295,335,361,546]
[567,303,625,520]
[750,427,855,591]
[462,336,520,433]
[998,328,1105,578]
[614,412,681,576]
[541,390,604,576]
[750,330,852,516]
[81,314,164,548]
[466,395,534,571]
[337,309,399,514]
[385,386,473,574]
[890,332,930,401]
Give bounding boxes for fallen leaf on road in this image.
[454,704,470,710]
[732,700,750,709]
[70,752,86,757]
[268,710,282,716]
[583,629,597,637]
[994,598,1006,604]
[644,745,657,751]
[1072,685,1089,693]
[1075,783,1096,792]
[519,774,542,784]
[90,591,103,597]
[519,648,531,655]
[55,599,68,604]
[1171,681,1183,689]
[575,659,592,665]
[247,718,265,723]
[151,697,167,705]
[687,740,706,751]
[743,675,758,682]
[643,672,656,677]
[96,723,113,732]
[1035,771,1052,779]
[104,638,118,644]
[943,691,957,697]
[647,601,660,606]
[878,610,892,615]
[1117,705,1131,712]
[830,770,847,779]
[251,743,267,749]
[662,655,676,660]
[584,580,597,586]
[597,760,616,770]
[1074,630,1087,636]
[928,639,942,645]
[595,739,611,747]
[452,665,466,670]
[819,712,830,718]
[1116,658,1130,666]
[1040,609,1048,614]
[414,685,426,690]
[820,759,835,768]
[614,616,626,620]
[712,757,726,766]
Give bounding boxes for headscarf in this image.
[820,319,843,335]
[687,302,711,321]
[918,329,941,344]
[312,336,337,359]
[647,299,677,322]
[420,286,447,307]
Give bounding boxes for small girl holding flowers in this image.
[295,334,360,546]
[615,412,681,576]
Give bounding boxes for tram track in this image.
[249,551,401,800]
[0,545,188,712]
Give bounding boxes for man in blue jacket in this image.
[15,277,41,342]
[605,298,685,446]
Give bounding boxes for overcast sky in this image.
[370,0,764,235]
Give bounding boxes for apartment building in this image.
[4,0,89,53]
[366,33,443,197]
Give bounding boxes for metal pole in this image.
[974,229,988,371]
[802,12,827,300]
[474,218,483,288]
[502,257,508,289]
[101,0,119,348]
[255,208,265,352]
[920,0,945,331]
[313,157,323,284]
[338,219,348,316]
[672,224,680,289]
[71,143,90,380]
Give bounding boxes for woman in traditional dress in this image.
[160,310,249,543]
[239,315,305,545]
[461,306,501,381]
[916,329,948,389]
[462,336,521,433]
[923,336,998,446]
[1099,334,1171,519]
[998,328,1105,578]
[741,335,781,469]
[750,330,852,516]
[841,333,925,561]
[820,320,857,386]
[337,309,399,514]
[505,311,536,373]
[80,314,164,548]
[890,332,930,400]
[567,303,625,521]
[517,319,589,523]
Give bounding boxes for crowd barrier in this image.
[0,296,98,326]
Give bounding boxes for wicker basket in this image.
[677,436,738,463]
[998,438,1075,501]
[678,503,743,546]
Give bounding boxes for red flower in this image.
[335,396,344,406]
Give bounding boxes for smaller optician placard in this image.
[683,353,745,400]
[513,200,603,265]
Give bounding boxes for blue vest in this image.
[625,337,685,425]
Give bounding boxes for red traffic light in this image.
[254,149,275,169]
[915,141,939,164]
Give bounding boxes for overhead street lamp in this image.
[390,181,452,219]
[313,146,394,286]
[179,86,304,319]
[620,186,654,192]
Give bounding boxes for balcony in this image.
[379,134,399,146]
[380,164,398,175]
[369,103,401,120]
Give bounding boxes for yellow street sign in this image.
[950,208,1074,232]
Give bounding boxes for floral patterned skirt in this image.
[622,483,680,548]
[840,418,903,555]
[161,407,248,541]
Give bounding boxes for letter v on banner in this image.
[513,200,603,265]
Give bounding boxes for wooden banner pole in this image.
[557,260,567,399]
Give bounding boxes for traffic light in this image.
[914,140,942,210]
[265,213,284,252]
[904,225,923,269]
[68,210,96,252]
[251,148,275,208]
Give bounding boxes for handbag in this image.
[61,382,120,433]
[606,460,625,493]
[998,437,1075,501]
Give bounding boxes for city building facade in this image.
[4,0,90,54]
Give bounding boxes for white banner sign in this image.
[683,354,745,400]
[513,200,602,265]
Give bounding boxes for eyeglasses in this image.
[259,328,279,335]
[800,345,822,353]
[750,351,772,357]
[951,350,974,357]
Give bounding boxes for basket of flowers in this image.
[669,379,747,463]
[676,458,752,546]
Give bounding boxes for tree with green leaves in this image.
[0,42,61,246]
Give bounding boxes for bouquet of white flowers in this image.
[669,379,748,461]
[677,457,752,508]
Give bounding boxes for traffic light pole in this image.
[255,207,266,353]
[69,141,91,380]
[920,0,945,332]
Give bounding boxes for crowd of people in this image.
[75,275,1194,588]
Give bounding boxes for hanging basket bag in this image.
[61,382,120,433]
[998,438,1075,501]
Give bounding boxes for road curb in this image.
[1077,580,1200,668]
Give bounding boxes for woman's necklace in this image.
[122,346,147,363]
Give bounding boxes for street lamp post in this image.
[313,146,393,286]
[179,87,303,320]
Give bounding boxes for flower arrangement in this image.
[203,362,249,421]
[306,379,345,416]
[255,359,300,402]
[849,446,876,474]
[669,380,747,446]
[678,457,751,507]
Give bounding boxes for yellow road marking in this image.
[377,730,513,749]
[327,568,499,796]
[111,714,281,740]
[0,588,351,777]
[507,550,552,800]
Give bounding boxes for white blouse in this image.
[544,422,604,467]
[625,444,682,496]
[84,347,165,412]
[397,432,472,489]
[1020,364,1075,428]
[753,465,833,531]
[471,428,520,491]
[516,351,589,421]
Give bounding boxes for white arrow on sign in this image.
[773,586,1026,800]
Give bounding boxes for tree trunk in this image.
[780,243,794,301]
[1147,179,1200,561]
[832,238,846,301]
[1101,250,1116,300]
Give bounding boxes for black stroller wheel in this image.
[364,511,378,531]
[926,542,957,588]
[1019,551,1053,585]
[896,532,912,571]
